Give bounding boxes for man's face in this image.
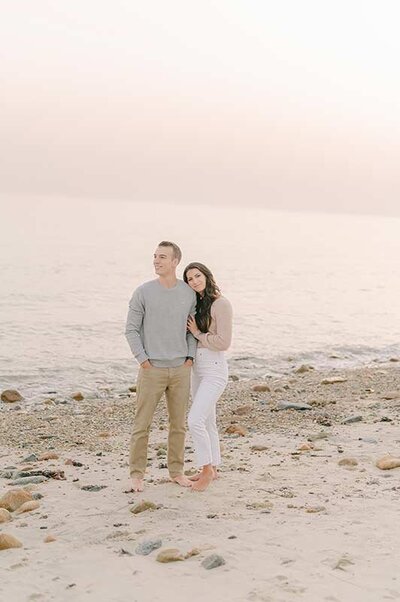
[153,246,178,276]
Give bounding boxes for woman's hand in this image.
[187,315,201,337]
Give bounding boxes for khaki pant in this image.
[129,364,191,478]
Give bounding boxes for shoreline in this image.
[1,362,400,601]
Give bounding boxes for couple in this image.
[125,241,232,493]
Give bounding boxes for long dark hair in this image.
[183,262,220,333]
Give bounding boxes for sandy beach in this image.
[1,362,400,602]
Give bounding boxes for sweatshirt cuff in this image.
[136,352,149,365]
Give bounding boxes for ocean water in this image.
[1,196,399,402]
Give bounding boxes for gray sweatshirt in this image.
[125,279,197,367]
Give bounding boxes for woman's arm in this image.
[195,297,233,351]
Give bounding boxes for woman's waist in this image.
[195,348,226,361]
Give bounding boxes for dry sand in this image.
[1,362,400,602]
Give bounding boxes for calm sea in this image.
[1,196,399,403]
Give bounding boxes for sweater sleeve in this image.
[125,287,149,365]
[196,297,232,351]
[186,295,198,358]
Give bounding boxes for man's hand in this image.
[141,360,152,369]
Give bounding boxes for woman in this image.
[183,262,233,492]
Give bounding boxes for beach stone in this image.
[43,399,55,406]
[321,377,347,385]
[382,391,400,400]
[359,437,377,444]
[15,500,40,514]
[251,384,270,393]
[81,485,107,492]
[38,452,59,461]
[250,445,268,452]
[229,374,240,381]
[1,389,23,403]
[338,458,358,467]
[185,547,200,558]
[342,415,363,425]
[305,506,326,513]
[129,385,137,392]
[389,357,399,362]
[0,470,13,479]
[307,432,330,442]
[12,476,47,486]
[22,454,38,463]
[156,449,167,457]
[72,392,84,401]
[0,489,33,512]
[225,425,247,436]
[276,401,312,411]
[299,443,314,451]
[233,405,253,416]
[130,501,158,515]
[0,533,23,550]
[294,364,314,374]
[32,493,44,500]
[246,501,273,511]
[0,508,11,523]
[135,538,162,555]
[376,456,400,470]
[202,554,226,569]
[156,548,185,563]
[44,535,56,543]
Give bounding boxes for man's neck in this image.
[158,274,178,289]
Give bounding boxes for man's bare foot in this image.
[189,468,218,481]
[171,474,192,488]
[191,468,214,492]
[131,477,144,492]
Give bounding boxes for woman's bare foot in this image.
[171,474,192,487]
[131,477,144,492]
[189,467,219,481]
[191,466,214,492]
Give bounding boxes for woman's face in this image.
[186,268,207,294]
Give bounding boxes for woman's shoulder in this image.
[212,295,232,312]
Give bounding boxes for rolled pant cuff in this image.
[130,471,144,479]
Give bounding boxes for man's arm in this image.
[125,287,149,365]
[186,296,198,359]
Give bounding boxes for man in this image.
[125,241,197,492]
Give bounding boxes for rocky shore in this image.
[1,362,400,601]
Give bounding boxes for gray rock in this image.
[32,493,44,500]
[135,538,162,556]
[307,432,329,442]
[81,485,107,492]
[342,415,363,425]
[0,471,13,479]
[12,475,48,485]
[359,437,377,444]
[276,401,313,411]
[202,554,226,570]
[22,454,38,463]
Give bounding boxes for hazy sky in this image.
[2,1,400,215]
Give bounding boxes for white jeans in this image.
[188,348,228,468]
